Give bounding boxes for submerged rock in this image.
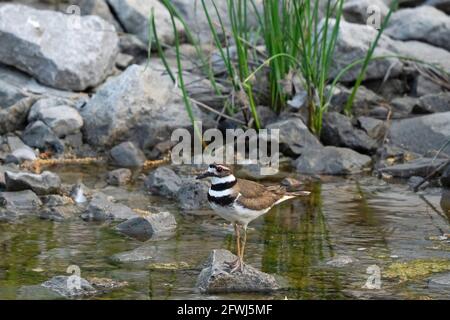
[109,141,146,168]
[294,146,372,175]
[0,4,119,91]
[197,249,280,294]
[326,255,355,268]
[82,192,138,221]
[378,158,448,178]
[5,171,61,195]
[107,168,132,186]
[115,212,177,241]
[111,244,170,263]
[145,167,182,198]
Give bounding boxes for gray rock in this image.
[378,158,448,178]
[266,117,322,157]
[390,96,419,118]
[328,19,402,82]
[197,249,280,294]
[0,190,42,211]
[41,194,73,207]
[386,6,450,51]
[0,4,119,91]
[413,74,446,97]
[22,120,64,153]
[111,244,161,263]
[441,164,450,187]
[5,170,61,195]
[388,112,450,157]
[357,116,386,140]
[118,33,147,58]
[81,64,201,149]
[145,167,182,198]
[41,276,97,298]
[107,0,184,44]
[39,206,80,222]
[329,85,385,116]
[426,0,450,13]
[115,212,177,241]
[28,101,83,138]
[107,168,132,186]
[82,192,138,221]
[176,180,209,211]
[115,53,135,70]
[72,0,122,31]
[326,255,355,268]
[321,112,378,154]
[413,92,450,114]
[294,146,372,175]
[109,141,146,168]
[428,273,450,290]
[343,0,389,24]
[0,97,39,134]
[3,136,37,163]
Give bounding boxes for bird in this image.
[196,163,310,273]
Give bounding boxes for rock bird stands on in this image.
[197,164,310,273]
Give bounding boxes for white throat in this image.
[211,174,236,185]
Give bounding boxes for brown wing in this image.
[235,179,285,211]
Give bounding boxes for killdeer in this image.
[197,164,310,273]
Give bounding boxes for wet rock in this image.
[0,97,39,134]
[111,244,164,263]
[107,168,132,186]
[441,165,450,187]
[28,102,83,138]
[176,180,209,211]
[145,167,182,198]
[109,141,146,168]
[294,146,372,175]
[321,112,378,154]
[115,212,177,241]
[197,249,280,294]
[357,116,386,140]
[22,121,64,153]
[386,6,450,52]
[81,64,201,149]
[41,276,97,298]
[107,0,183,44]
[379,159,448,179]
[82,192,138,221]
[266,117,322,157]
[388,112,450,157]
[328,19,402,82]
[0,190,42,211]
[5,170,61,195]
[39,206,80,222]
[326,255,355,268]
[0,4,119,91]
[343,0,389,24]
[413,92,450,114]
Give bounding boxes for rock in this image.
[22,121,64,153]
[115,53,135,70]
[107,168,132,186]
[329,85,385,116]
[378,158,448,178]
[196,249,280,294]
[3,136,37,163]
[441,165,450,187]
[326,255,355,268]
[80,64,201,149]
[109,142,146,168]
[107,0,184,44]
[39,206,79,222]
[408,176,427,190]
[328,19,402,82]
[428,273,450,290]
[386,6,450,52]
[0,190,42,211]
[176,180,209,211]
[357,116,386,140]
[111,244,163,263]
[413,75,446,97]
[0,97,39,134]
[28,102,83,138]
[266,117,322,157]
[145,167,182,198]
[343,0,389,24]
[5,170,61,195]
[41,195,73,207]
[115,212,177,241]
[0,4,119,91]
[118,33,147,59]
[393,40,450,74]
[321,112,378,154]
[82,192,138,221]
[390,96,418,118]
[41,276,97,298]
[413,92,450,114]
[426,0,450,13]
[72,0,122,31]
[388,112,450,157]
[294,146,372,175]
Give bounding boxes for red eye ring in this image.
[216,167,223,172]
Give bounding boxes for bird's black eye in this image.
[216,167,223,172]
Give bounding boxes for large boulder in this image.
[0,4,119,91]
[385,6,450,51]
[5,170,61,195]
[107,0,184,44]
[80,64,201,149]
[388,112,450,157]
[197,249,280,294]
[294,146,372,175]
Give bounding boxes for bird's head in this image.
[196,164,232,179]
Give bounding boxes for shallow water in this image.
[0,164,449,300]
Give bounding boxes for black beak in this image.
[196,171,214,180]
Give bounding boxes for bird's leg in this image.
[225,223,241,271]
[239,225,247,272]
